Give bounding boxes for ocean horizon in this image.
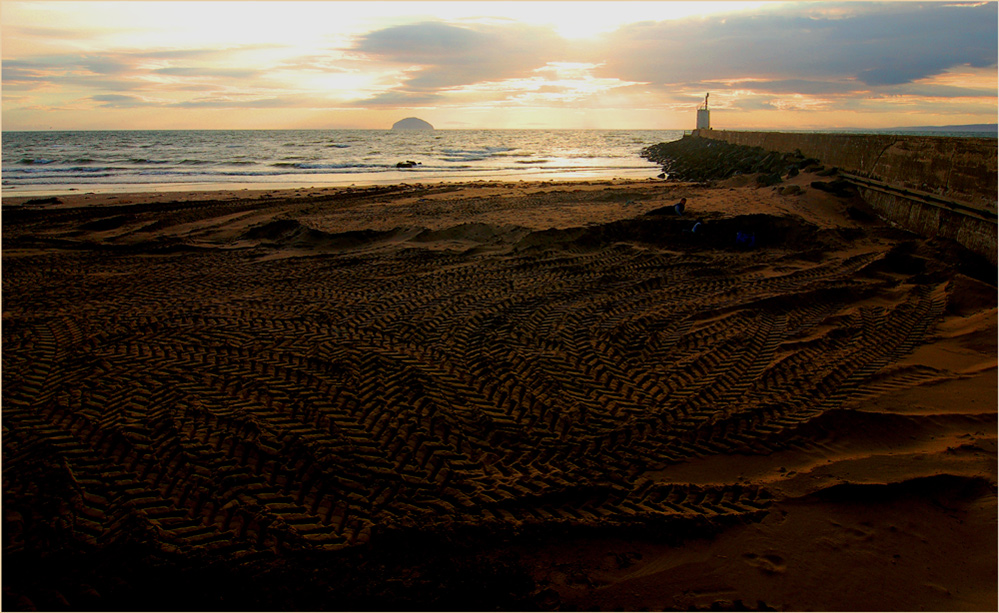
[2,129,686,196]
[4,126,994,197]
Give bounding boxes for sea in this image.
[1,129,685,196]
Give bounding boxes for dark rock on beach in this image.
[756,172,783,187]
[811,179,857,198]
[23,197,63,205]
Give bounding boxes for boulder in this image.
[811,179,855,198]
[756,172,783,187]
[24,196,62,205]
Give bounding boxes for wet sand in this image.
[2,174,996,611]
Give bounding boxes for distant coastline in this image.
[876,123,997,133]
[730,124,998,138]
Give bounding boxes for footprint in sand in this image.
[743,552,787,575]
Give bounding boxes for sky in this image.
[2,1,997,130]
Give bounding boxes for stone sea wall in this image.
[693,129,997,214]
[686,129,997,264]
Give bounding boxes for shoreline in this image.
[0,166,662,199]
[1,176,667,209]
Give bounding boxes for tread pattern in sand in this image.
[3,219,952,558]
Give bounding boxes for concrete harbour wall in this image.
[694,129,998,264]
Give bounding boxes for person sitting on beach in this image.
[736,230,756,248]
[673,198,687,216]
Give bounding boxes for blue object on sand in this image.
[736,231,756,248]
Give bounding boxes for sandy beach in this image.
[3,172,996,611]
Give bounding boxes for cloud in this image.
[5,54,133,75]
[5,24,130,43]
[3,61,148,92]
[594,2,997,92]
[1,41,376,112]
[168,96,332,109]
[350,90,444,108]
[342,4,996,112]
[90,93,156,108]
[2,66,51,85]
[1,46,274,93]
[351,21,567,93]
[154,66,263,79]
[692,79,862,96]
[2,2,994,127]
[885,83,998,98]
[275,54,355,73]
[141,47,274,60]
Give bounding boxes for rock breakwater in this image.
[642,136,821,185]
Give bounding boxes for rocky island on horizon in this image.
[391,117,434,130]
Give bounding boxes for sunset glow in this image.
[2,1,996,130]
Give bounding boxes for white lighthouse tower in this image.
[696,93,711,131]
